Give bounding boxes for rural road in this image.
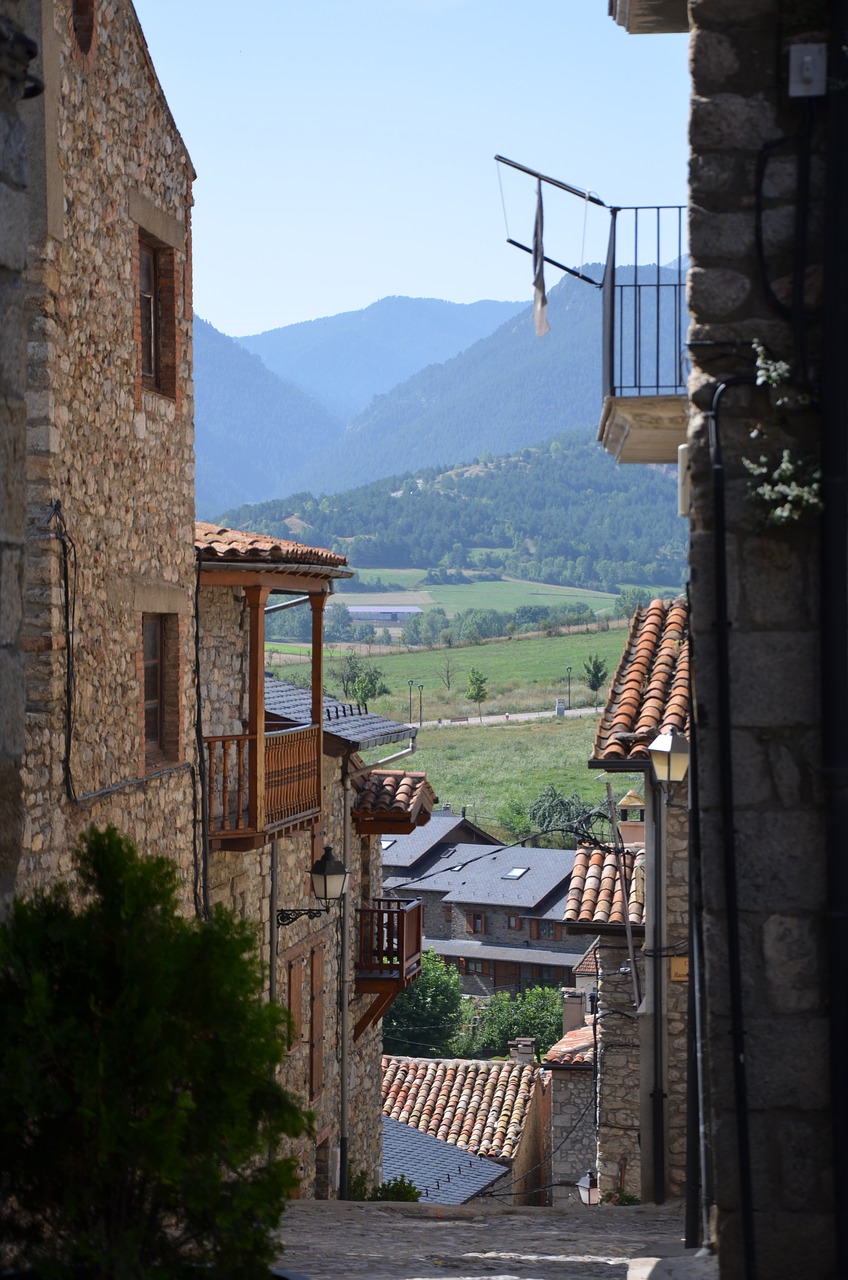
[419,707,599,729]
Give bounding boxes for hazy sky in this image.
[132,1,689,336]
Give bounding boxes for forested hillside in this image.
[238,296,525,423]
[221,432,686,592]
[193,318,342,516]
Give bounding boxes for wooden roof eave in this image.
[588,756,651,772]
[198,563,353,593]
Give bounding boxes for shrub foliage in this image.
[0,826,308,1278]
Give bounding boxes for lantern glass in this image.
[310,846,349,907]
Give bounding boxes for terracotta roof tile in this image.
[195,521,349,570]
[574,943,600,978]
[564,844,645,933]
[543,1018,596,1067]
[381,1055,542,1162]
[592,598,689,765]
[352,770,438,825]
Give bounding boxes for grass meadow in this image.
[360,716,639,840]
[336,575,618,617]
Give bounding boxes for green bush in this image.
[370,1175,420,1202]
[0,825,308,1279]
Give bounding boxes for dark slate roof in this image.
[381,1116,507,1204]
[391,843,576,909]
[425,938,587,967]
[380,811,499,871]
[265,680,415,750]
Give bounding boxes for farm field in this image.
[268,626,630,723]
[335,574,618,617]
[360,717,638,840]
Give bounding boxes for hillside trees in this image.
[383,951,464,1057]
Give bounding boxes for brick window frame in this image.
[139,613,182,772]
[70,0,96,58]
[135,232,177,401]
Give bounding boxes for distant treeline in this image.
[221,432,686,594]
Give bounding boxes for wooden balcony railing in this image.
[204,725,320,842]
[355,898,423,989]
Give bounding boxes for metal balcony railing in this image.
[602,204,688,399]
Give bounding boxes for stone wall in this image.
[686,2,833,1274]
[549,1066,596,1208]
[16,0,197,902]
[596,940,644,1196]
[0,1,37,903]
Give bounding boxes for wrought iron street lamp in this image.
[408,678,414,723]
[566,665,572,710]
[276,845,350,927]
[418,682,424,727]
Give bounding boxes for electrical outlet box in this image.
[789,43,827,97]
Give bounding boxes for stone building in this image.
[0,3,39,903]
[542,995,597,1208]
[598,3,840,1275]
[12,0,435,1201]
[385,839,585,995]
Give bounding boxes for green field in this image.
[336,574,618,617]
[360,717,641,840]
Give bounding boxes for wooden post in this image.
[310,593,327,858]
[246,585,270,832]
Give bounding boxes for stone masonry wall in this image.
[596,940,644,1197]
[550,1067,595,1208]
[0,0,35,903]
[16,0,196,902]
[686,2,832,1274]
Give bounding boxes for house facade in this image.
[0,2,39,903]
[385,838,585,995]
[12,0,433,1203]
[600,4,839,1275]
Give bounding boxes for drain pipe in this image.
[822,10,848,1273]
[707,378,757,1280]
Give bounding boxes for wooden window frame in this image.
[507,914,523,931]
[141,613,181,771]
[137,234,177,400]
[466,910,486,935]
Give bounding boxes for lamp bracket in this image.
[277,906,329,928]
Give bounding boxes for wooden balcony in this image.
[204,724,320,848]
[353,898,423,1040]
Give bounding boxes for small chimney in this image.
[561,987,585,1035]
[443,802,452,813]
[617,789,645,844]
[508,1036,537,1064]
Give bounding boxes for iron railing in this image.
[602,204,688,399]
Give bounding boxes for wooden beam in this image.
[199,568,341,592]
[310,594,327,860]
[246,585,270,832]
[353,990,397,1042]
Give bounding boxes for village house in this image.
[542,989,597,1208]
[13,0,436,1201]
[384,833,585,995]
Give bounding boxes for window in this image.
[443,906,453,924]
[530,919,560,941]
[507,914,523,931]
[502,867,529,880]
[467,959,489,975]
[141,613,181,768]
[139,242,158,386]
[71,0,95,54]
[466,911,485,935]
[143,615,163,750]
[137,235,177,399]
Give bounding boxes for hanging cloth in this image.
[533,178,550,337]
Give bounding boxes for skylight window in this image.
[380,838,396,851]
[502,867,529,880]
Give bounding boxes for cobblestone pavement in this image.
[274,1198,688,1280]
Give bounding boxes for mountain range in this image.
[193,276,610,518]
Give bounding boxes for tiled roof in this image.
[381,1116,507,1204]
[352,770,438,828]
[564,844,645,933]
[543,1019,596,1068]
[399,844,576,909]
[592,597,689,766]
[195,521,349,570]
[574,943,600,978]
[381,1055,543,1162]
[266,680,414,750]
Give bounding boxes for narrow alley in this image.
[274,1197,700,1280]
